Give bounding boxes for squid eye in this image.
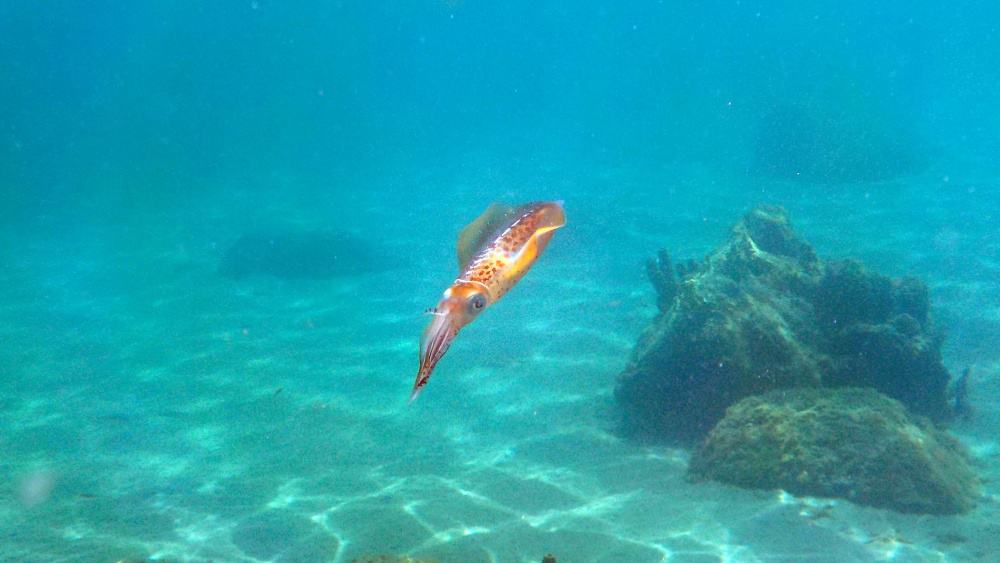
[467,294,486,313]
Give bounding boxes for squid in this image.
[411,201,566,402]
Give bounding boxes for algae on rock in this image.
[615,205,953,443]
[687,388,978,515]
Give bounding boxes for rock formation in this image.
[616,205,952,443]
[688,388,978,515]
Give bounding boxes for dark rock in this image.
[814,259,950,419]
[220,229,390,280]
[688,388,978,515]
[824,319,951,419]
[616,206,953,443]
[814,259,895,326]
[645,249,677,313]
[893,276,931,323]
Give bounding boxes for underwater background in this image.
[2,1,999,562]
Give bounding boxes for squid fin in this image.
[456,203,519,270]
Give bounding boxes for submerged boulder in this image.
[220,229,390,280]
[688,388,978,515]
[615,205,952,442]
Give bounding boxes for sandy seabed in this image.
[2,163,998,562]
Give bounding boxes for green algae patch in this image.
[688,388,978,515]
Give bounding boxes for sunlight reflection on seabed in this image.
[3,2,1000,560]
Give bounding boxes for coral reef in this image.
[220,229,390,280]
[688,388,978,515]
[615,205,953,443]
[950,367,974,420]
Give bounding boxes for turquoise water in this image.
[2,2,999,562]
